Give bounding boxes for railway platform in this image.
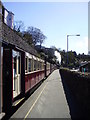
[10,69,71,119]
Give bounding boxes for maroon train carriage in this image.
[1,38,55,115]
[1,43,56,115]
[46,62,50,76]
[0,24,57,115]
[0,1,57,116]
[25,52,45,93]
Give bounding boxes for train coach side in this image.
[25,52,45,93]
[0,2,57,116]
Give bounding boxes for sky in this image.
[2,1,88,55]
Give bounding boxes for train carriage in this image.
[46,62,50,76]
[25,53,45,93]
[0,25,56,114]
[0,2,57,116]
[0,47,3,115]
[1,32,46,114]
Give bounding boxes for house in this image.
[79,61,90,72]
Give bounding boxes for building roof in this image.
[1,22,38,57]
[0,1,14,15]
[80,61,90,67]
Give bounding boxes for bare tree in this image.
[13,20,25,32]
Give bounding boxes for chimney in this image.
[0,1,14,29]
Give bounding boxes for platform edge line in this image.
[24,82,48,120]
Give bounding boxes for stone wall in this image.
[60,68,90,117]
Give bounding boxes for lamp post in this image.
[67,34,80,67]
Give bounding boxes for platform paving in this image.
[0,112,5,119]
[10,69,71,119]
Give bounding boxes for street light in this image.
[67,34,80,67]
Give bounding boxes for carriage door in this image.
[0,47,3,113]
[13,50,21,98]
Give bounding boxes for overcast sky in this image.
[2,1,88,54]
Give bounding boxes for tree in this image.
[13,20,25,32]
[22,31,33,45]
[50,46,57,50]
[13,22,46,47]
[26,26,46,46]
[60,50,67,67]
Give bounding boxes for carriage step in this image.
[12,97,25,106]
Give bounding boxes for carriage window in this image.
[34,60,36,71]
[13,56,17,75]
[42,63,44,70]
[25,57,28,73]
[38,61,39,70]
[40,62,42,70]
[28,59,31,72]
[18,56,21,74]
[40,62,41,70]
[13,51,21,75]
[35,60,37,70]
[41,62,42,70]
[32,59,34,71]
[38,62,40,70]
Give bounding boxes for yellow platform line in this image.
[15,97,24,106]
[24,82,48,120]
